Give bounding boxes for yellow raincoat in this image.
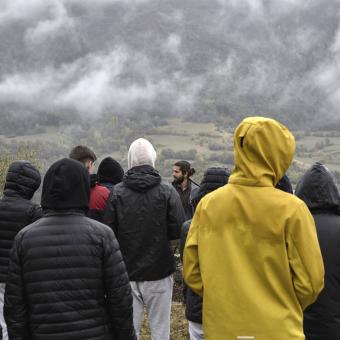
[183,117,324,340]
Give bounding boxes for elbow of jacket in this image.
[314,276,325,298]
[183,274,203,297]
[300,276,325,311]
[189,284,203,297]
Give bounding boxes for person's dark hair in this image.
[69,145,97,164]
[174,160,195,178]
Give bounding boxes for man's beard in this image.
[173,175,185,184]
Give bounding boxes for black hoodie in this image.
[104,164,185,281]
[41,158,90,212]
[295,162,340,340]
[4,158,136,340]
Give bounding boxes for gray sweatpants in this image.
[130,275,173,340]
[189,321,204,340]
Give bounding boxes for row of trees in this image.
[1,110,339,192]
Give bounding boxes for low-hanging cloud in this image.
[0,45,203,116]
[1,0,340,126]
[25,2,75,43]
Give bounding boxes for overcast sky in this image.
[1,0,340,124]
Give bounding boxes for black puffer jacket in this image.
[104,164,185,281]
[0,161,42,283]
[295,162,340,340]
[4,158,135,340]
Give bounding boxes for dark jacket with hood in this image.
[4,158,135,340]
[104,164,185,281]
[295,162,340,340]
[180,167,230,324]
[0,161,42,283]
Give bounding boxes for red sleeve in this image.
[89,184,110,210]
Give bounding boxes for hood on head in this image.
[229,117,295,187]
[295,162,339,212]
[124,165,161,193]
[4,161,41,199]
[41,158,90,212]
[128,138,156,170]
[191,167,230,209]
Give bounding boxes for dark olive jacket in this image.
[172,180,199,220]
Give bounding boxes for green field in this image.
[1,118,340,185]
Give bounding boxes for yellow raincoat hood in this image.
[183,117,324,340]
[229,117,295,186]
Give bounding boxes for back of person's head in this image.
[191,167,231,209]
[295,162,339,212]
[174,160,195,178]
[128,138,156,169]
[41,158,90,212]
[69,145,97,164]
[97,157,124,185]
[4,160,41,200]
[276,174,293,194]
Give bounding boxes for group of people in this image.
[0,116,338,340]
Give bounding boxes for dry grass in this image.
[140,302,189,340]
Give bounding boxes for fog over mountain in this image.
[1,0,340,128]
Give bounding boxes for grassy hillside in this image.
[1,117,340,187]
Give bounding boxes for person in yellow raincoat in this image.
[183,117,324,340]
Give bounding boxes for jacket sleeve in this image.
[103,229,136,340]
[183,203,203,297]
[102,192,118,235]
[179,221,191,262]
[180,221,191,303]
[286,203,324,310]
[167,187,186,240]
[4,236,31,340]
